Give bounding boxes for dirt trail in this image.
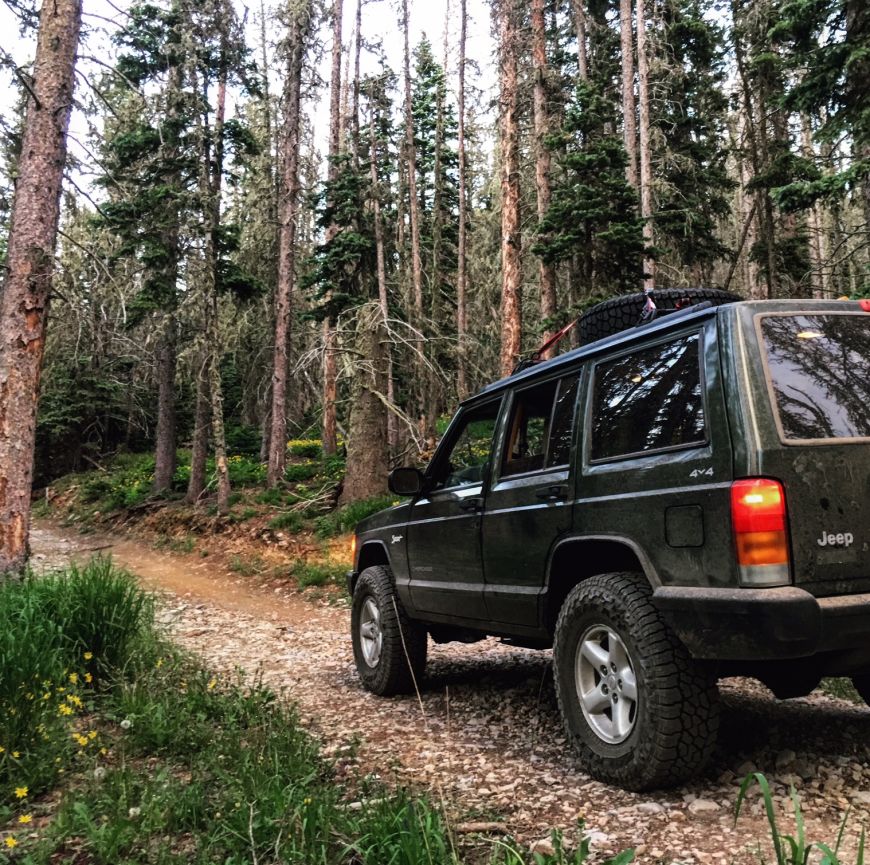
[30,521,870,863]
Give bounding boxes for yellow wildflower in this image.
[0,746,4,753]
[84,652,93,661]
[14,786,27,799]
[59,704,73,717]
[84,673,93,684]
[69,673,78,685]
[75,735,88,747]
[18,814,31,825]
[207,679,216,690]
[11,751,19,759]
[5,836,17,849]
[88,731,97,740]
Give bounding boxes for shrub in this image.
[284,461,319,483]
[294,562,343,588]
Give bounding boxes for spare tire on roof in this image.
[578,288,741,344]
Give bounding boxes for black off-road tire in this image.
[850,675,870,705]
[553,572,720,790]
[578,288,741,343]
[351,565,427,696]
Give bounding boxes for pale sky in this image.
[0,0,495,193]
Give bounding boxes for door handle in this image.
[458,496,484,512]
[536,485,568,502]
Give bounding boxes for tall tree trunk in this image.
[497,0,522,377]
[620,0,638,189]
[152,315,177,492]
[636,0,655,291]
[401,0,425,323]
[339,303,389,504]
[800,114,825,298]
[151,50,183,495]
[321,0,343,457]
[268,0,310,487]
[571,0,589,80]
[204,46,231,514]
[532,0,557,357]
[369,100,397,456]
[0,0,82,574]
[456,0,469,397]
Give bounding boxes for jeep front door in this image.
[481,373,581,626]
[407,399,503,621]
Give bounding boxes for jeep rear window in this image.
[760,313,870,442]
[590,335,706,461]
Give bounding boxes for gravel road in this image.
[30,522,870,863]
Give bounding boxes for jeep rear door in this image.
[480,371,582,626]
[577,323,734,589]
[744,308,870,595]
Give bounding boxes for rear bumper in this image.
[652,586,870,660]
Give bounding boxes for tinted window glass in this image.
[502,380,558,476]
[591,335,706,461]
[547,376,580,467]
[761,314,870,441]
[435,402,500,489]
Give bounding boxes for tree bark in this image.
[321,0,343,457]
[0,0,82,574]
[268,0,310,487]
[339,303,389,504]
[620,0,638,190]
[636,0,655,291]
[497,0,522,377]
[456,0,469,397]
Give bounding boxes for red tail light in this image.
[731,479,790,586]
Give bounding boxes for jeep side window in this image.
[502,374,579,477]
[590,334,706,461]
[433,402,500,490]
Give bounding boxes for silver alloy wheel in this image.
[359,597,383,667]
[575,624,639,744]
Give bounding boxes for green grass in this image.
[821,677,862,703]
[268,511,306,532]
[293,561,344,588]
[0,559,154,801]
[315,495,396,538]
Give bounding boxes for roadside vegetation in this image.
[0,558,647,864]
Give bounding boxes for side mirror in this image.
[388,467,425,497]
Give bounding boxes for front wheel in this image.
[553,572,720,790]
[351,565,427,696]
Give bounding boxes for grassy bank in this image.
[36,448,396,592]
[0,559,633,865]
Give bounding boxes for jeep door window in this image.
[591,334,706,461]
[759,313,870,442]
[501,375,580,477]
[433,402,500,490]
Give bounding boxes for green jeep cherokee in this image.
[347,293,870,790]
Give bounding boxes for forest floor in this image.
[29,519,870,865]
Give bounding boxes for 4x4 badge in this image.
[391,535,403,545]
[817,531,854,548]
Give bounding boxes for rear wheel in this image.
[351,565,427,696]
[553,572,720,790]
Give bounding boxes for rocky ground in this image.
[30,521,870,863]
